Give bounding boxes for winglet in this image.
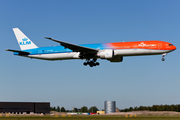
[44,37,52,39]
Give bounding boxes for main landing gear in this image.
[161,53,167,61]
[83,58,100,67]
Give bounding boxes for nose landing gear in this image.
[83,58,100,67]
[161,53,167,61]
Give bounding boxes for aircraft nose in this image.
[169,43,176,51]
[173,45,177,50]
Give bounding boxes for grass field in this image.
[1,116,180,120]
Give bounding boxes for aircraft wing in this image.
[5,49,30,54]
[44,37,98,54]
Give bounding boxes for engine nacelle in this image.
[108,56,123,62]
[97,49,114,59]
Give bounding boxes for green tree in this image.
[147,106,151,111]
[116,104,180,112]
[53,106,57,111]
[50,107,53,111]
[139,106,143,110]
[171,105,175,111]
[151,105,156,111]
[134,106,138,111]
[61,107,66,112]
[163,105,167,111]
[124,108,129,112]
[57,106,60,112]
[129,107,133,111]
[166,105,171,111]
[177,105,180,112]
[80,106,88,112]
[74,107,78,112]
[88,106,99,113]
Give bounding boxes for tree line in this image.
[120,104,180,112]
[51,104,180,113]
[50,106,99,113]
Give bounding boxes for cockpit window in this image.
[169,44,174,46]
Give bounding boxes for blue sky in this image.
[0,0,180,110]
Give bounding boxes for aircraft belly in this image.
[28,52,79,60]
[114,49,170,56]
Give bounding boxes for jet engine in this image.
[97,49,114,59]
[97,49,123,62]
[108,56,123,62]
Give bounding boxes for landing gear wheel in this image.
[93,62,96,66]
[89,63,93,67]
[83,62,88,66]
[96,62,100,66]
[161,58,165,61]
[90,61,94,67]
[83,58,100,67]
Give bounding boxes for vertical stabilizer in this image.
[13,28,38,50]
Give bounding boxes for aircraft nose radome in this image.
[173,46,177,50]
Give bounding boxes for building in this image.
[97,111,105,114]
[0,102,50,114]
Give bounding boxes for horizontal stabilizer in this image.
[5,49,30,54]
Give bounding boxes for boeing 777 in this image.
[6,28,176,67]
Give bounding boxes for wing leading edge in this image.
[44,37,98,54]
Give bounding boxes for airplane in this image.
[6,28,176,67]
